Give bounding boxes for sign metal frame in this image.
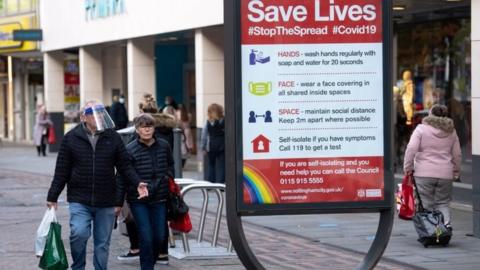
[225,1,394,269]
[229,0,394,216]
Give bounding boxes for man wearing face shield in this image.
[46,100,149,270]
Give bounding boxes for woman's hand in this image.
[137,182,149,199]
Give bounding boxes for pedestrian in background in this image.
[118,113,174,270]
[110,95,129,129]
[46,100,148,270]
[161,95,178,112]
[201,103,225,183]
[162,101,177,118]
[33,104,52,157]
[403,104,461,231]
[139,94,178,148]
[176,104,193,168]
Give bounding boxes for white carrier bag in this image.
[35,208,57,256]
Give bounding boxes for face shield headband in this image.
[83,104,115,132]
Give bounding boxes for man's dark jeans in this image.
[207,150,225,183]
[130,202,167,270]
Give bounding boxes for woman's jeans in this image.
[130,201,167,270]
[69,202,116,270]
[207,150,225,183]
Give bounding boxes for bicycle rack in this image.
[168,179,210,248]
[168,181,236,259]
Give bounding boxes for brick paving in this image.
[0,168,417,270]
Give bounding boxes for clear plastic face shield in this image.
[83,104,115,132]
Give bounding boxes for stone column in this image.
[0,82,5,138]
[79,46,104,106]
[102,45,127,103]
[13,59,25,141]
[194,26,225,128]
[195,26,225,179]
[472,0,480,237]
[7,56,14,140]
[127,36,155,120]
[44,51,65,152]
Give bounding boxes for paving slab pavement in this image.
[0,167,411,270]
[1,145,479,269]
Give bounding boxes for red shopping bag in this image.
[48,126,56,145]
[169,213,192,233]
[397,174,415,220]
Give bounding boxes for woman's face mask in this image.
[119,98,125,104]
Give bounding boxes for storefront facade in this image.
[394,5,471,162]
[41,0,224,142]
[393,0,479,235]
[0,0,42,143]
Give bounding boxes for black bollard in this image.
[173,128,183,178]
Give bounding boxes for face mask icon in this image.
[249,82,272,96]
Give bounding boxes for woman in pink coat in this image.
[33,105,53,157]
[403,104,461,229]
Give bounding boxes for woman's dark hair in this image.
[133,113,155,128]
[430,104,448,117]
[178,104,189,122]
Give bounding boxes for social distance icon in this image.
[248,81,272,96]
[248,110,273,123]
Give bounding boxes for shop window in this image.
[6,0,18,14]
[395,18,472,166]
[19,0,31,12]
[397,19,471,105]
[0,0,5,16]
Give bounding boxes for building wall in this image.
[40,0,223,51]
[473,0,480,157]
[102,46,127,104]
[471,0,480,237]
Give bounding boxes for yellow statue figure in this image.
[423,78,435,110]
[400,70,415,125]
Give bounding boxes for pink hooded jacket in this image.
[403,115,461,180]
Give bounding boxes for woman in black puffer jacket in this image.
[116,94,177,264]
[118,113,173,270]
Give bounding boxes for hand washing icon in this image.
[249,50,270,65]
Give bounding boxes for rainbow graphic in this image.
[243,163,279,204]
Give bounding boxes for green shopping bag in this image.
[38,222,68,270]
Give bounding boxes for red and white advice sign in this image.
[241,0,384,204]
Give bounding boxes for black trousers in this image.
[36,135,47,156]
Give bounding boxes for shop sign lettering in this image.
[85,0,125,21]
